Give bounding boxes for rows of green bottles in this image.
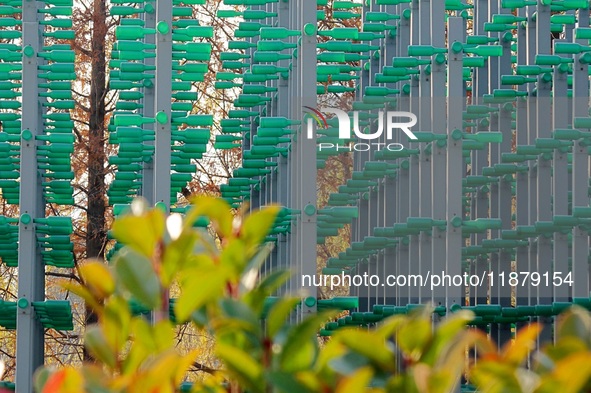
[213,6,296,209]
[212,0,390,210]
[319,299,591,335]
[0,0,24,211]
[210,0,482,219]
[108,0,213,206]
[0,0,77,270]
[0,0,22,207]
[0,217,18,267]
[34,0,76,205]
[0,0,76,356]
[321,2,591,329]
[322,9,591,276]
[0,298,73,331]
[0,214,76,269]
[36,0,77,270]
[108,7,154,205]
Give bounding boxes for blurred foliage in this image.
[471,308,591,393]
[34,196,591,393]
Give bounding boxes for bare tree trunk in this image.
[84,0,107,361]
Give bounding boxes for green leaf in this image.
[113,247,161,310]
[102,296,131,352]
[267,297,301,338]
[539,352,591,393]
[542,338,587,363]
[187,196,234,238]
[189,306,208,328]
[245,269,292,314]
[556,306,591,349]
[424,368,459,393]
[266,371,316,393]
[328,352,370,375]
[80,365,115,393]
[240,242,275,293]
[255,269,292,296]
[376,314,407,339]
[336,329,396,371]
[280,311,336,372]
[122,318,153,374]
[241,206,280,248]
[33,367,51,393]
[161,231,198,287]
[336,367,373,393]
[470,360,523,393]
[422,310,473,365]
[85,325,117,369]
[216,342,264,393]
[219,298,261,335]
[502,323,541,366]
[61,281,101,312]
[175,266,231,322]
[111,209,165,258]
[436,329,494,383]
[153,320,175,351]
[397,316,432,360]
[220,238,247,273]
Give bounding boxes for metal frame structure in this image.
[4,0,591,390]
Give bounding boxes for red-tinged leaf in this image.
[42,367,84,393]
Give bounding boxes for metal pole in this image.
[16,0,46,389]
[298,0,317,318]
[142,5,156,204]
[571,12,590,299]
[153,0,172,208]
[446,17,464,308]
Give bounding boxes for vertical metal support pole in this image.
[552,40,570,304]
[382,1,397,307]
[494,4,514,346]
[430,0,446,307]
[17,0,45,389]
[153,0,172,208]
[142,7,156,204]
[535,0,553,343]
[286,0,296,300]
[417,0,432,304]
[298,0,317,318]
[474,0,488,99]
[365,0,378,308]
[473,0,490,312]
[496,102,514,346]
[571,15,590,299]
[276,0,289,296]
[396,3,411,308]
[515,17,529,308]
[474,118,490,309]
[447,17,464,308]
[488,2,500,327]
[526,4,537,314]
[408,0,419,305]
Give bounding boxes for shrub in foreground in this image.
[34,197,591,393]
